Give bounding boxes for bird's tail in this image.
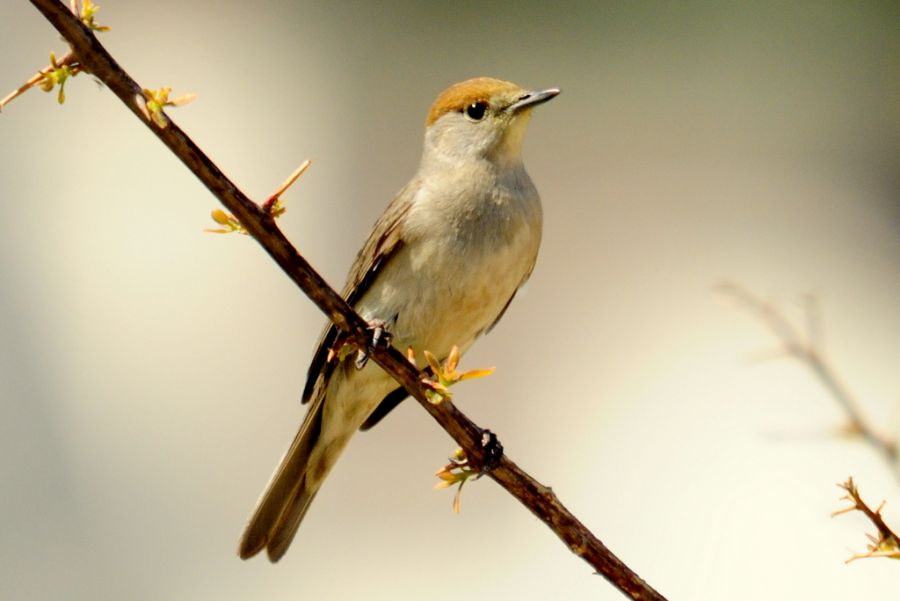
[238,397,329,562]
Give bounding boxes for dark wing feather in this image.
[359,386,408,431]
[301,181,418,406]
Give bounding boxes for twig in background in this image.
[717,281,898,476]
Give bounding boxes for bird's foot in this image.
[476,429,504,476]
[354,319,392,370]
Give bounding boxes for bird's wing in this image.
[301,180,418,406]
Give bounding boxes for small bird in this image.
[238,77,559,561]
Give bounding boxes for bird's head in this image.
[422,77,559,168]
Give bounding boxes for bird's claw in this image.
[476,429,503,477]
[355,320,391,370]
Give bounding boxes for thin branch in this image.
[833,477,900,562]
[25,2,667,599]
[718,282,898,473]
[0,51,81,109]
[267,159,312,205]
[0,69,46,108]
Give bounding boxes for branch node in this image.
[266,159,312,206]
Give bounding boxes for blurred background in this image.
[1,1,898,599]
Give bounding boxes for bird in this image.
[238,76,559,562]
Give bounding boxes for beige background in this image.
[1,1,899,600]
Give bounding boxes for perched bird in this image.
[239,77,559,561]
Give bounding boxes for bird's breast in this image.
[356,169,542,362]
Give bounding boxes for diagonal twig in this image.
[23,1,667,599]
[718,281,898,475]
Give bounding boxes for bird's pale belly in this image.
[356,223,536,365]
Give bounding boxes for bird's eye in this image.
[464,101,488,122]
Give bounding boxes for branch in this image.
[24,1,667,599]
[833,477,900,562]
[718,282,898,474]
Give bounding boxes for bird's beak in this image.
[506,87,561,113]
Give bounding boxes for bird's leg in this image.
[355,319,392,370]
[475,428,504,476]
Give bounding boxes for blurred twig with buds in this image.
[717,281,899,477]
[15,2,667,600]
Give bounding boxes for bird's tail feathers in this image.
[238,399,325,562]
